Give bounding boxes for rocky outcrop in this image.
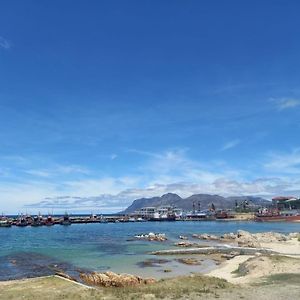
[134,232,167,241]
[196,233,219,240]
[236,230,261,248]
[176,258,202,265]
[192,231,297,247]
[80,271,156,287]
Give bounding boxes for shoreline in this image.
[1,232,299,299]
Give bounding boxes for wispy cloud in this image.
[0,36,11,50]
[272,98,300,110]
[24,164,90,178]
[264,148,300,174]
[221,139,240,151]
[110,154,118,160]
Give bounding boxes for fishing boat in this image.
[255,209,300,222]
[31,214,44,226]
[0,216,11,227]
[16,215,28,227]
[60,213,71,225]
[45,215,54,226]
[148,212,176,221]
[255,196,300,222]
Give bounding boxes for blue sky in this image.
[1,1,300,213]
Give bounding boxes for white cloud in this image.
[110,154,118,160]
[220,139,240,151]
[2,148,300,213]
[264,149,300,174]
[0,36,11,49]
[272,98,300,110]
[24,164,90,178]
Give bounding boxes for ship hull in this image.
[255,215,300,222]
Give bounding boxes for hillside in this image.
[121,193,270,214]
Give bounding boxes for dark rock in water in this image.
[176,258,201,265]
[0,252,89,281]
[137,258,170,268]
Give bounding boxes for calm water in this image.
[0,221,299,281]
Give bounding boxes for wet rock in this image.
[179,235,188,240]
[137,259,169,268]
[221,233,237,240]
[134,233,167,241]
[176,258,201,265]
[175,241,194,247]
[80,271,156,287]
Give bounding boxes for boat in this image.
[148,212,176,221]
[16,216,28,227]
[0,217,11,227]
[31,214,44,226]
[60,213,71,225]
[255,209,300,222]
[45,215,54,226]
[255,196,300,222]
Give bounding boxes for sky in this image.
[1,0,300,214]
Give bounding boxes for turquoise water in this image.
[0,221,299,280]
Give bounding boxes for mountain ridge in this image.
[121,193,270,214]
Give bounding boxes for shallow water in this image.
[0,221,298,280]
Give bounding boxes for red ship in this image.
[255,196,300,222]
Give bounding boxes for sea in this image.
[0,221,299,281]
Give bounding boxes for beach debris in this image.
[134,232,167,241]
[80,271,156,287]
[176,258,201,265]
[163,269,172,273]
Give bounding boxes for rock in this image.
[55,272,77,281]
[80,271,156,287]
[198,234,219,240]
[175,241,194,247]
[137,259,169,267]
[237,230,261,248]
[134,233,167,241]
[288,232,300,239]
[179,235,188,240]
[221,233,237,240]
[221,251,239,260]
[176,258,201,265]
[254,232,290,242]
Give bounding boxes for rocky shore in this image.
[80,271,156,287]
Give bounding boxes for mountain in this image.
[121,193,270,214]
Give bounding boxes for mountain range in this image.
[121,193,270,214]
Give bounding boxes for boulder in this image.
[237,230,261,248]
[80,271,156,287]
